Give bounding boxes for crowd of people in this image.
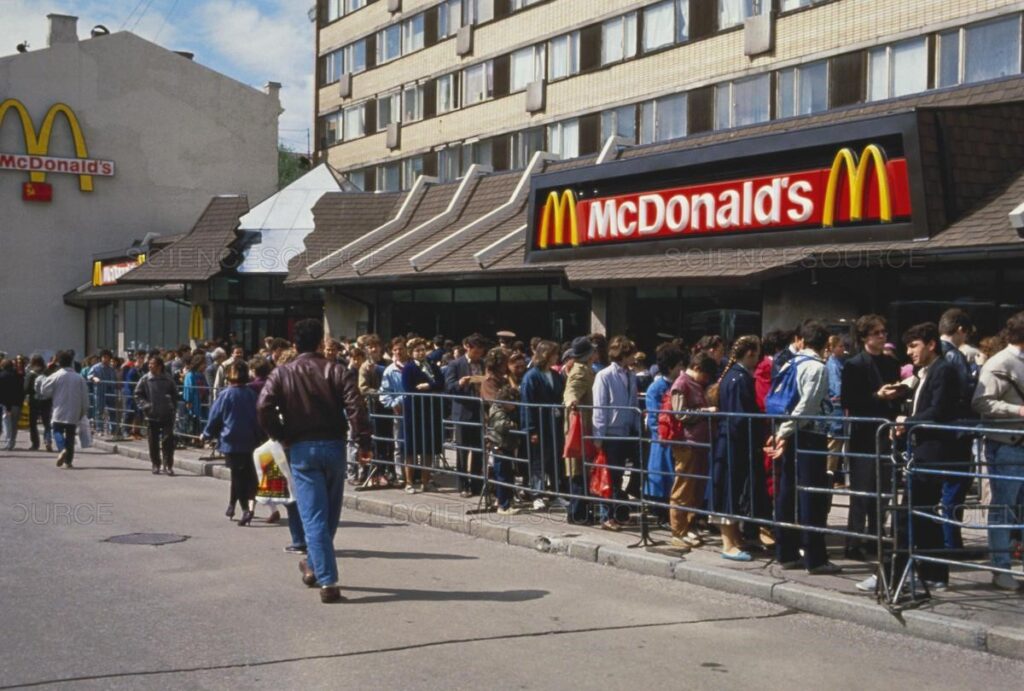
[2,306,1023,601]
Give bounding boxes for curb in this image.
[93,440,1020,661]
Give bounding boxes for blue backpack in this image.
[765,355,813,416]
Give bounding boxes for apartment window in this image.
[347,169,366,191]
[719,0,766,30]
[600,105,637,144]
[868,37,927,101]
[437,74,459,113]
[326,0,343,23]
[402,14,425,55]
[403,84,424,122]
[966,15,1022,83]
[511,45,545,92]
[324,49,344,84]
[601,13,638,65]
[439,148,460,182]
[346,39,370,74]
[780,0,813,11]
[402,156,424,189]
[322,111,342,146]
[715,74,770,129]
[377,162,400,192]
[462,61,494,105]
[511,0,543,9]
[640,93,687,144]
[378,24,402,64]
[438,0,463,38]
[343,103,365,140]
[461,140,493,173]
[463,0,494,25]
[378,90,401,129]
[777,59,828,118]
[511,128,544,168]
[346,0,366,11]
[643,0,688,52]
[547,119,579,159]
[548,32,580,80]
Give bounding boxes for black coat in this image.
[0,370,25,408]
[906,356,962,467]
[841,351,901,453]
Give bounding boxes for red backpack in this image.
[657,389,685,442]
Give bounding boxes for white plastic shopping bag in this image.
[252,439,294,506]
[78,416,92,448]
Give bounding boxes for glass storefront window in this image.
[500,285,547,301]
[454,286,497,302]
[415,288,453,302]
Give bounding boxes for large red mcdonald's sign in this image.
[535,144,911,251]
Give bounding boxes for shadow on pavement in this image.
[340,585,548,604]
[334,548,477,561]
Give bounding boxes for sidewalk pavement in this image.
[92,437,1024,660]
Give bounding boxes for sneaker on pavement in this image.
[405,484,419,494]
[993,572,1022,590]
[856,574,879,592]
[532,498,548,511]
[56,450,66,467]
[808,561,843,575]
[283,545,307,554]
[496,506,519,516]
[923,580,948,592]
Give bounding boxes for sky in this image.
[0,0,316,153]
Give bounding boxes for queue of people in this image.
[3,307,1023,599]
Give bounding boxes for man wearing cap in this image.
[497,331,517,350]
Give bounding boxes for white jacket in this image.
[38,368,90,425]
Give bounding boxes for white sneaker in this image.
[532,498,548,511]
[993,572,1022,591]
[856,574,878,592]
[404,484,419,495]
[496,507,519,516]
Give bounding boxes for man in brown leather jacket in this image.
[257,319,371,603]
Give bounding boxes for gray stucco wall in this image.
[0,30,278,356]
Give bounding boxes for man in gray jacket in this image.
[38,350,89,469]
[972,311,1024,590]
[135,356,179,475]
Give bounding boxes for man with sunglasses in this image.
[841,314,905,561]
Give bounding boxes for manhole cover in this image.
[105,533,189,546]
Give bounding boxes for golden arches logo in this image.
[0,98,94,191]
[822,144,892,228]
[537,189,581,249]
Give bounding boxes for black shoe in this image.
[225,505,236,519]
[152,466,160,474]
[320,585,344,603]
[238,510,254,526]
[164,466,175,476]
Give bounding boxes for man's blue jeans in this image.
[988,441,1024,569]
[289,439,346,587]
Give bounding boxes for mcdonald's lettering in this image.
[0,98,115,196]
[533,144,911,250]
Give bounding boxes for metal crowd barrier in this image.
[361,390,1022,609]
[84,377,214,451]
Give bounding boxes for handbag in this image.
[588,449,612,499]
[562,410,597,459]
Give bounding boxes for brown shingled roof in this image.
[120,196,249,283]
[285,191,402,285]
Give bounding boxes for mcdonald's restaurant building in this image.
[0,14,279,357]
[284,76,1024,350]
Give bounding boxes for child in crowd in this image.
[486,384,521,515]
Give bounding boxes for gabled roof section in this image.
[235,164,343,274]
[285,191,404,285]
[119,196,249,283]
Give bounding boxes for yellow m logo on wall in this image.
[537,189,581,249]
[0,98,94,191]
[822,144,893,228]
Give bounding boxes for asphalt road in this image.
[1,444,1021,690]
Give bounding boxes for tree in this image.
[278,144,311,189]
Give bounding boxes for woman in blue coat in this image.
[644,343,687,506]
[401,337,445,492]
[202,361,262,525]
[708,335,764,561]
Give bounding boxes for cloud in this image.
[0,0,311,151]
